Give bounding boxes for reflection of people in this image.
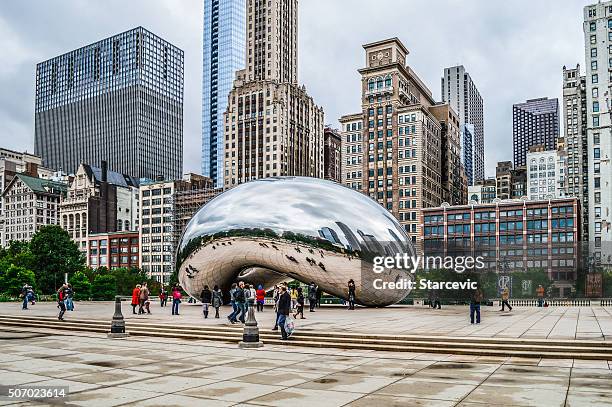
[470,289,483,324]
[536,285,545,307]
[500,287,512,312]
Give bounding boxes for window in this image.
[592,60,598,71]
[593,87,599,98]
[591,21,597,31]
[594,147,601,159]
[591,34,597,44]
[594,101,600,112]
[594,116,600,126]
[594,133,600,144]
[592,74,599,83]
[591,48,597,58]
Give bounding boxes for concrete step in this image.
[0,315,610,360]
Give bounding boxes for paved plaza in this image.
[1,301,612,341]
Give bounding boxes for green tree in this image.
[29,225,85,293]
[91,274,117,300]
[0,265,35,297]
[69,271,92,301]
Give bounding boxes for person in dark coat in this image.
[276,285,292,340]
[293,287,305,319]
[212,285,223,318]
[200,285,213,319]
[308,282,317,312]
[347,279,356,310]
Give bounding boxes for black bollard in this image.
[239,298,263,348]
[108,296,129,338]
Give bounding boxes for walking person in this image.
[293,287,305,319]
[234,281,246,323]
[243,284,252,311]
[131,284,141,315]
[272,285,281,330]
[212,285,223,318]
[159,287,168,307]
[432,289,441,310]
[470,288,483,324]
[500,287,513,312]
[256,285,265,312]
[290,286,298,311]
[308,282,317,312]
[347,279,356,310]
[200,285,212,319]
[21,284,31,310]
[276,285,292,340]
[172,286,182,315]
[65,284,74,311]
[139,283,150,315]
[227,283,238,323]
[57,284,67,321]
[536,284,545,307]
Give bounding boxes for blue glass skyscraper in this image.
[202,0,245,186]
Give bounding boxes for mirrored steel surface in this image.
[177,177,415,306]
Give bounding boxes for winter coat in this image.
[212,290,223,308]
[200,288,213,304]
[256,289,266,302]
[139,287,150,301]
[277,291,291,315]
[132,288,140,305]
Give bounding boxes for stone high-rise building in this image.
[223,0,324,187]
[562,64,589,242]
[512,97,560,168]
[202,0,246,186]
[340,38,452,242]
[34,27,184,180]
[323,127,342,183]
[583,2,612,263]
[339,114,363,191]
[441,65,485,185]
[495,161,527,200]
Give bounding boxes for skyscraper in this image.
[562,64,589,242]
[512,97,560,167]
[223,0,324,186]
[202,0,246,186]
[441,65,484,185]
[35,27,184,180]
[584,2,612,264]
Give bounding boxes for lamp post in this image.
[239,298,263,348]
[108,296,129,338]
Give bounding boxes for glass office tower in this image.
[202,0,246,186]
[34,27,184,180]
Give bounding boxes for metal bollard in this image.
[108,296,129,338]
[239,298,263,348]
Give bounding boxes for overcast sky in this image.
[0,0,588,177]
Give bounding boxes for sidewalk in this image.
[3,301,612,340]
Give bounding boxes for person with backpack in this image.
[172,285,182,315]
[212,285,223,318]
[308,282,317,312]
[293,286,305,319]
[347,279,356,310]
[200,285,212,319]
[276,285,292,340]
[57,284,67,321]
[256,285,265,312]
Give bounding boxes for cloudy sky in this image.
[0,0,588,177]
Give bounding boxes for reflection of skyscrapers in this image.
[336,221,361,252]
[357,230,385,255]
[318,227,341,245]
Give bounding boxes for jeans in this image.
[277,313,287,339]
[202,303,209,317]
[22,295,29,309]
[470,303,481,324]
[172,299,180,315]
[537,298,544,307]
[65,298,74,311]
[256,301,264,312]
[228,300,238,321]
[235,302,246,323]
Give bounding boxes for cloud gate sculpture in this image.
[176,177,416,307]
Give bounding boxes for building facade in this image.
[339,38,447,242]
[512,97,560,168]
[223,0,325,187]
[526,145,567,201]
[339,114,363,191]
[60,162,139,253]
[562,65,589,242]
[583,2,612,264]
[34,27,184,180]
[421,197,581,297]
[468,178,496,204]
[1,174,66,245]
[441,65,485,184]
[139,174,218,284]
[495,161,527,200]
[202,0,246,186]
[323,127,342,183]
[87,231,139,269]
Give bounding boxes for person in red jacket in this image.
[57,283,67,321]
[131,284,141,315]
[256,285,266,312]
